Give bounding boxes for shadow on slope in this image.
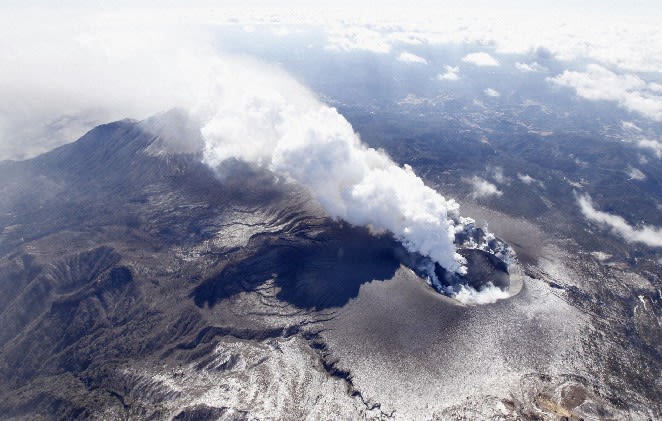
[192,224,403,310]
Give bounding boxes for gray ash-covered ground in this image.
[0,115,660,420]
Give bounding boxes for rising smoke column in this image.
[198,58,467,274]
[0,3,469,274]
[0,5,468,273]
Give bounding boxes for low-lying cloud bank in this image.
[577,194,662,248]
[549,65,662,121]
[3,4,662,159]
[0,8,210,160]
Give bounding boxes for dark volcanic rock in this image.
[193,223,402,310]
[172,405,246,421]
[459,248,509,290]
[0,117,416,419]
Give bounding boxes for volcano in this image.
[0,114,657,420]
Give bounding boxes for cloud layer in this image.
[550,65,662,121]
[4,4,662,159]
[0,8,211,159]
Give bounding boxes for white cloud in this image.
[517,173,545,188]
[462,52,499,67]
[437,65,460,81]
[649,82,662,93]
[577,194,662,247]
[517,173,535,184]
[622,121,642,132]
[517,173,543,187]
[138,5,662,75]
[398,94,428,106]
[484,88,501,97]
[325,25,391,53]
[638,138,662,158]
[515,61,547,72]
[468,176,503,199]
[627,166,646,180]
[549,64,662,121]
[489,166,508,184]
[397,52,427,64]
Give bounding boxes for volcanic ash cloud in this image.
[199,58,467,273]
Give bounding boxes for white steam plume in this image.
[199,59,467,273]
[453,283,511,305]
[1,7,469,273]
